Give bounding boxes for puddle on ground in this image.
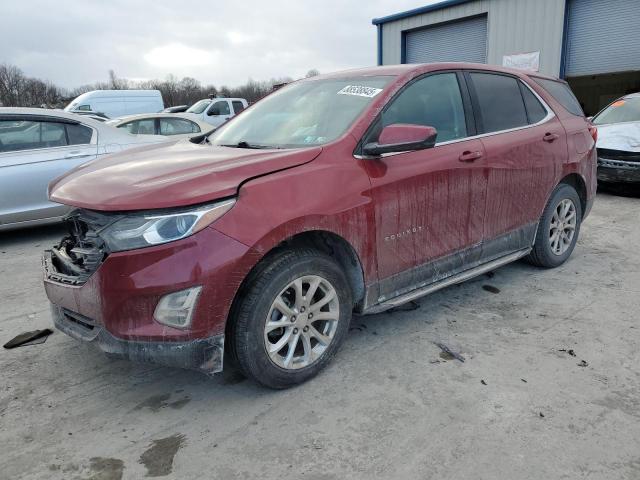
[134,393,190,412]
[139,433,186,477]
[85,457,124,480]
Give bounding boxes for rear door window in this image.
[379,72,468,143]
[534,78,584,117]
[159,118,200,135]
[120,119,156,135]
[232,101,245,114]
[469,73,528,133]
[519,82,548,124]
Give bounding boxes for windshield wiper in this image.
[221,141,280,149]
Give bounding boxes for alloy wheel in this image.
[549,198,577,256]
[263,275,340,370]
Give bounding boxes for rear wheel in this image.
[230,249,352,389]
[526,183,582,268]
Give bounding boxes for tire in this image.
[229,248,352,389]
[526,183,582,268]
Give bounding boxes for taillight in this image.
[588,124,598,143]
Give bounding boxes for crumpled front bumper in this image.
[597,157,640,183]
[51,304,224,374]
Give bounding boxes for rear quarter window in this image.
[534,78,584,117]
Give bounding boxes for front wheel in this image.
[526,183,582,268]
[230,249,352,389]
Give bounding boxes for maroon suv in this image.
[44,63,596,388]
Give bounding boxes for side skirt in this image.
[363,247,531,315]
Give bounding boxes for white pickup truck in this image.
[182,97,248,128]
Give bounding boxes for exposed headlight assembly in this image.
[101,199,235,252]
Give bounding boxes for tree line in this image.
[0,63,319,109]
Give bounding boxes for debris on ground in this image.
[577,360,589,367]
[539,412,545,418]
[521,378,528,383]
[485,271,495,279]
[481,379,487,385]
[482,285,501,294]
[433,342,465,362]
[3,329,53,349]
[559,348,576,357]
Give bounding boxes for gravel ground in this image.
[1,191,639,480]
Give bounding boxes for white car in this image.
[106,113,213,139]
[592,92,640,184]
[0,108,170,231]
[182,97,248,127]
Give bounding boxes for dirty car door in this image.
[466,72,564,255]
[363,72,487,301]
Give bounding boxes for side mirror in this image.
[363,124,437,156]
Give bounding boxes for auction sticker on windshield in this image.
[338,85,383,98]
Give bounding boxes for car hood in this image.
[596,121,640,152]
[50,140,322,211]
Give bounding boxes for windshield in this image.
[210,76,393,148]
[187,99,212,114]
[593,97,640,125]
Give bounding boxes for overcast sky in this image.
[1,0,438,89]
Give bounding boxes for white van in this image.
[64,90,164,119]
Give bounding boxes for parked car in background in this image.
[162,105,189,113]
[0,108,170,231]
[44,64,595,388]
[64,90,164,119]
[592,92,640,184]
[183,97,248,127]
[106,113,212,139]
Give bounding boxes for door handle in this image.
[543,133,559,143]
[458,150,483,162]
[65,152,92,159]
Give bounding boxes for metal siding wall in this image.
[380,0,565,77]
[405,16,488,64]
[566,0,640,77]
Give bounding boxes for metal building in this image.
[373,0,640,115]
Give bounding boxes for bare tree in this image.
[0,62,296,108]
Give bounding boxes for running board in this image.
[364,248,531,315]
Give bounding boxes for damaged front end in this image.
[44,209,112,286]
[43,209,225,375]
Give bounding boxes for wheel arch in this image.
[559,172,588,217]
[225,228,367,339]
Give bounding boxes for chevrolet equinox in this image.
[44,63,597,388]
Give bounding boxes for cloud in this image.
[144,43,217,68]
[0,0,433,89]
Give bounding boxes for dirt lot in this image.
[1,191,639,480]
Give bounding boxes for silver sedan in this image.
[0,108,171,231]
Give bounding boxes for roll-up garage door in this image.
[405,15,487,64]
[565,0,640,76]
